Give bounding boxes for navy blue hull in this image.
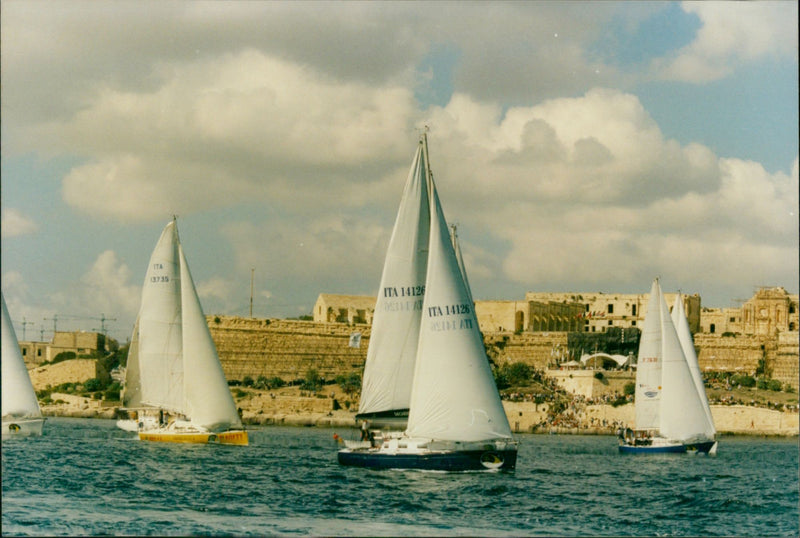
[619,440,716,454]
[338,448,517,471]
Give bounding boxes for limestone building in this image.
[19,330,106,366]
[313,294,375,325]
[700,287,798,335]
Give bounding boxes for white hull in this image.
[3,417,45,438]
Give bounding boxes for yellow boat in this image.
[120,219,247,447]
[138,428,248,446]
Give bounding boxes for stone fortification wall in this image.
[547,369,634,399]
[695,332,799,390]
[208,316,371,382]
[485,332,568,369]
[694,334,763,375]
[30,359,109,391]
[206,315,796,391]
[771,331,799,389]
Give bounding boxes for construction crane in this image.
[13,317,34,340]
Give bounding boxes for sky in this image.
[1,1,797,343]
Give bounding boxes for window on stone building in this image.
[632,304,637,316]
[22,348,27,356]
[608,304,614,314]
[710,323,716,334]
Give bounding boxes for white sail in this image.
[634,279,664,431]
[122,316,142,408]
[405,135,512,443]
[670,294,716,439]
[658,290,709,442]
[178,245,242,432]
[1,293,42,421]
[357,142,430,418]
[135,221,184,412]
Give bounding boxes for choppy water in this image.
[2,418,798,536]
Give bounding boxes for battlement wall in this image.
[207,316,797,390]
[208,316,371,382]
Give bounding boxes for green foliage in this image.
[266,376,286,389]
[493,362,532,390]
[593,371,604,380]
[623,382,636,396]
[242,376,255,387]
[83,378,104,392]
[721,331,737,338]
[51,351,76,364]
[610,395,629,407]
[301,368,322,392]
[504,362,533,386]
[104,381,122,401]
[334,373,362,397]
[757,378,769,390]
[732,374,756,388]
[767,379,783,392]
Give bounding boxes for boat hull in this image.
[618,439,716,454]
[2,417,45,438]
[338,448,517,471]
[138,429,248,446]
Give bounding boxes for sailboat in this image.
[120,219,247,445]
[619,279,716,454]
[339,133,517,471]
[2,293,45,438]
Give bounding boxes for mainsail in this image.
[633,279,664,431]
[405,135,513,443]
[135,221,184,413]
[357,141,430,419]
[1,293,43,421]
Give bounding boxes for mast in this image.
[250,268,254,318]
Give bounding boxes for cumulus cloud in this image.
[47,50,417,222]
[48,251,142,333]
[653,1,798,83]
[1,209,37,237]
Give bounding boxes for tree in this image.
[301,368,322,392]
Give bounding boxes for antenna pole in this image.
[250,268,254,318]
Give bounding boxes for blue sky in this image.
[1,1,797,343]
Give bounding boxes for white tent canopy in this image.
[579,352,631,369]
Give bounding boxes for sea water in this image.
[2,418,797,536]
